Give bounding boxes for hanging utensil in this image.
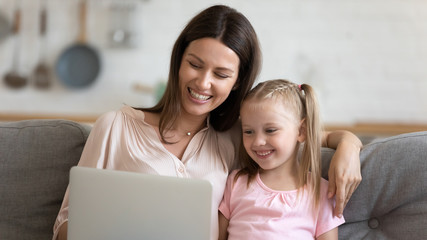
[108,1,135,48]
[0,11,11,44]
[3,5,27,89]
[33,0,51,89]
[55,0,101,89]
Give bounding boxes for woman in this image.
[54,5,362,240]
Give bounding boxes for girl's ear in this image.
[297,118,307,143]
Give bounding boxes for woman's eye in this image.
[215,72,229,79]
[189,61,201,69]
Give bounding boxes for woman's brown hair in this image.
[140,5,262,143]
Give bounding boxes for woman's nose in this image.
[195,71,212,90]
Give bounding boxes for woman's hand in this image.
[323,130,363,217]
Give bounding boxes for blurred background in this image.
[0,0,426,138]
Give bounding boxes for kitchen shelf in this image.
[0,113,99,124]
[325,123,427,136]
[1,113,427,136]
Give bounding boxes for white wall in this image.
[0,0,426,125]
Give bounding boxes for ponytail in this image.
[299,84,322,209]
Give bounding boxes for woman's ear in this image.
[297,118,307,143]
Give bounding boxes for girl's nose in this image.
[253,133,266,146]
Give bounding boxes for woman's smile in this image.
[188,87,212,102]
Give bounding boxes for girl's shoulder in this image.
[226,169,251,187]
[228,169,240,179]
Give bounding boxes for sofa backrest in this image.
[0,119,90,240]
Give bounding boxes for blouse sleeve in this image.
[52,111,118,239]
[77,111,119,168]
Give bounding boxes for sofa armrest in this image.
[321,131,427,239]
[0,119,91,240]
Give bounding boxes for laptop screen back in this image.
[67,166,212,240]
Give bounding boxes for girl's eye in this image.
[265,128,277,134]
[243,130,253,135]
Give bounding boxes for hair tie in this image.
[298,84,302,90]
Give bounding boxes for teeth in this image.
[189,88,210,101]
[256,151,272,156]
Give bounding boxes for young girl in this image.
[219,79,345,240]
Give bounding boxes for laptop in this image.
[67,166,212,240]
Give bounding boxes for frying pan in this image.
[56,0,100,88]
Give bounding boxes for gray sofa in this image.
[0,119,426,240]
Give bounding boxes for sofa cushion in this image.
[322,131,427,239]
[0,120,90,240]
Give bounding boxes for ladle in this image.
[3,6,27,89]
[33,1,50,89]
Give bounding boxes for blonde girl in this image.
[219,79,344,240]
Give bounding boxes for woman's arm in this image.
[218,212,229,240]
[57,222,68,240]
[53,111,118,239]
[322,130,363,217]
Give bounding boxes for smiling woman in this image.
[53,5,263,240]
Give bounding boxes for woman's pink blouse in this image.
[52,105,239,240]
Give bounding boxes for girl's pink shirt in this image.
[219,170,345,239]
[52,105,238,240]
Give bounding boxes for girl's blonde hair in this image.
[237,79,323,208]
